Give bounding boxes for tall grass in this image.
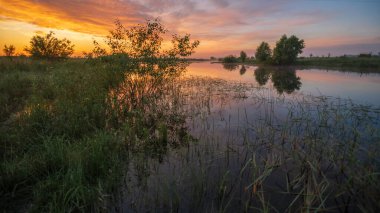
[0,57,190,211]
[1,57,379,212]
[296,56,380,70]
[117,76,380,212]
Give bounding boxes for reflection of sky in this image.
[1,0,379,57]
[186,62,380,106]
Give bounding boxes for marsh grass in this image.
[0,57,192,211]
[1,57,379,212]
[296,56,380,70]
[118,76,380,212]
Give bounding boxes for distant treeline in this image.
[213,35,379,68]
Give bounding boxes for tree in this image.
[3,45,15,57]
[255,42,271,62]
[223,55,239,63]
[170,33,200,57]
[240,51,247,62]
[103,18,199,59]
[24,31,74,59]
[272,35,304,65]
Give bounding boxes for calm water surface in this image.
[186,62,380,106]
[116,62,380,212]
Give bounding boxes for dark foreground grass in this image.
[0,57,189,211]
[0,57,126,211]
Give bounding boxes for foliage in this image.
[358,53,372,58]
[169,34,200,57]
[83,40,107,59]
[255,42,271,62]
[240,51,247,62]
[0,18,200,211]
[272,35,304,65]
[3,45,15,57]
[222,55,239,63]
[24,32,74,59]
[100,18,199,59]
[296,56,380,69]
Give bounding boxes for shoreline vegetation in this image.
[1,19,200,212]
[1,20,380,212]
[211,34,380,71]
[211,56,380,71]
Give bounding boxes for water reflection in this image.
[254,67,271,86]
[221,65,302,94]
[239,65,247,75]
[107,61,192,161]
[268,67,302,94]
[222,63,239,71]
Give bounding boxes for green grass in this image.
[217,55,380,72]
[117,76,380,212]
[296,56,380,70]
[1,57,379,212]
[0,57,190,211]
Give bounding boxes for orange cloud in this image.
[0,0,146,35]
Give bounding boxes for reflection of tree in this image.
[271,68,301,94]
[240,65,247,75]
[254,67,271,86]
[254,67,301,94]
[222,63,239,71]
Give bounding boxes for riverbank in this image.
[1,57,379,211]
[0,57,192,211]
[212,56,380,72]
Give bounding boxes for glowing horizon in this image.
[1,0,379,58]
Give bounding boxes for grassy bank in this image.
[0,57,190,211]
[119,76,380,212]
[295,56,380,70]
[1,57,380,212]
[215,56,380,71]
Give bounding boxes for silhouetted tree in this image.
[240,51,247,62]
[272,35,304,65]
[85,40,107,59]
[223,55,238,63]
[103,18,199,59]
[3,45,15,57]
[170,33,200,57]
[24,31,74,59]
[255,42,271,62]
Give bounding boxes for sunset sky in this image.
[1,0,379,58]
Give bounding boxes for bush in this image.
[272,35,304,65]
[255,42,271,62]
[24,32,74,59]
[223,55,239,63]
